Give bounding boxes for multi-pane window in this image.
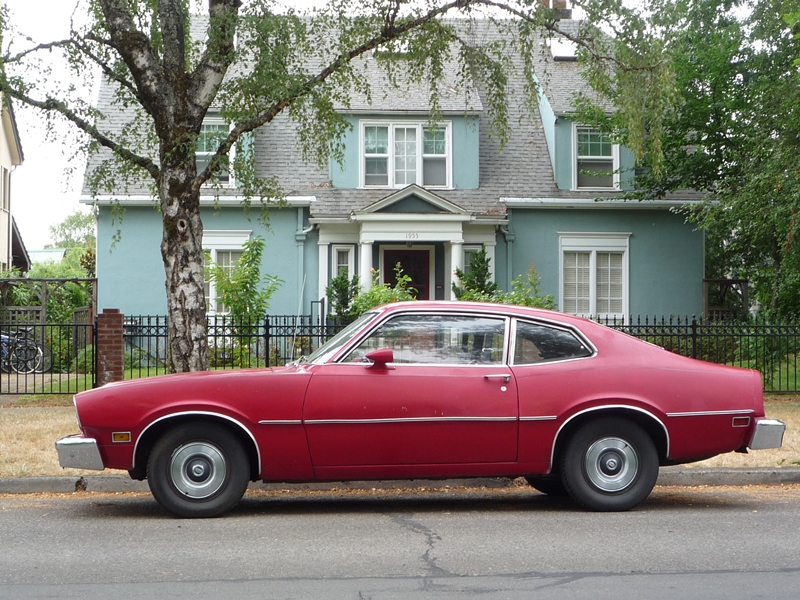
[362,122,451,188]
[560,233,629,319]
[204,249,243,313]
[197,118,231,184]
[575,127,616,189]
[332,246,354,278]
[202,230,251,314]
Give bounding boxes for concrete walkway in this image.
[3,466,800,495]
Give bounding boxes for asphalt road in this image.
[2,484,800,599]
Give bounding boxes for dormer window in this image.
[361,121,452,188]
[574,126,619,190]
[197,116,233,186]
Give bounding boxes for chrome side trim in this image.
[55,435,105,471]
[305,416,517,425]
[666,409,754,418]
[520,415,558,422]
[258,419,302,425]
[551,405,671,466]
[133,411,262,475]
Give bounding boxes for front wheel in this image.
[147,423,250,518]
[560,417,659,511]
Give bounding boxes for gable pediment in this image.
[357,184,469,216]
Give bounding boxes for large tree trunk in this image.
[158,157,209,373]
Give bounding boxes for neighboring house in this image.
[28,248,68,264]
[83,16,704,320]
[0,95,30,274]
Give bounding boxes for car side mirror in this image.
[365,348,394,370]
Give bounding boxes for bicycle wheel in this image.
[10,340,42,374]
[34,343,53,374]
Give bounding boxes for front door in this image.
[303,312,518,474]
[383,249,430,299]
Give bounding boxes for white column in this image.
[450,240,463,300]
[318,242,329,305]
[359,241,373,292]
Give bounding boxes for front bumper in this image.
[55,435,105,471]
[748,419,786,450]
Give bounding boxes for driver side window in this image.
[342,314,506,364]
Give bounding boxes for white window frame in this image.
[197,115,235,187]
[558,232,630,321]
[203,230,251,314]
[359,121,453,189]
[572,125,620,191]
[331,245,355,278]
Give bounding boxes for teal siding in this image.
[331,115,479,189]
[96,205,318,316]
[506,209,704,316]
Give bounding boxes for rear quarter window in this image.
[513,320,593,365]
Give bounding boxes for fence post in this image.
[691,316,698,359]
[96,308,125,385]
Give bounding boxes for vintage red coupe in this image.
[57,301,785,517]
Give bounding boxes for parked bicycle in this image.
[0,328,53,374]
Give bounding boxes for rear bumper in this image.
[55,435,105,471]
[748,419,786,450]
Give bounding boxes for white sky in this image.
[6,0,91,250]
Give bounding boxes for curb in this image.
[3,467,800,495]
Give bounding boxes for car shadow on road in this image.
[63,484,778,520]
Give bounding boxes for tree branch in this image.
[4,87,159,179]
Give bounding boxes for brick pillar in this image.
[96,308,125,385]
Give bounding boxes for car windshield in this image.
[303,311,379,364]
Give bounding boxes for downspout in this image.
[295,207,314,313]
[501,209,516,291]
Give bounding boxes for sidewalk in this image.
[3,466,800,495]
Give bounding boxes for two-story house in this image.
[83,18,704,320]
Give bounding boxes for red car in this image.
[57,301,785,517]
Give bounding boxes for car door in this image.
[303,312,518,469]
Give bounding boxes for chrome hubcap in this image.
[170,442,227,499]
[585,437,638,493]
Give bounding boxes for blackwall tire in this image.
[560,417,658,511]
[147,422,250,518]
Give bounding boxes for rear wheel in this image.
[560,417,658,511]
[147,423,250,518]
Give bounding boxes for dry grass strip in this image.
[1,396,798,478]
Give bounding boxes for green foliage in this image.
[205,236,281,322]
[452,245,497,299]
[351,264,416,316]
[326,272,360,318]
[70,344,94,375]
[452,246,554,309]
[606,0,800,317]
[48,210,97,250]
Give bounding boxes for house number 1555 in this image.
[405,233,419,239]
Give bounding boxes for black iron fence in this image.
[122,313,341,379]
[6,313,800,395]
[598,316,800,393]
[0,322,95,395]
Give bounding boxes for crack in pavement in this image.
[388,513,451,579]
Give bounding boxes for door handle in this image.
[483,374,510,383]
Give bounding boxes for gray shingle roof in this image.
[83,17,618,216]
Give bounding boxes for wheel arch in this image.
[130,412,261,481]
[550,405,669,471]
